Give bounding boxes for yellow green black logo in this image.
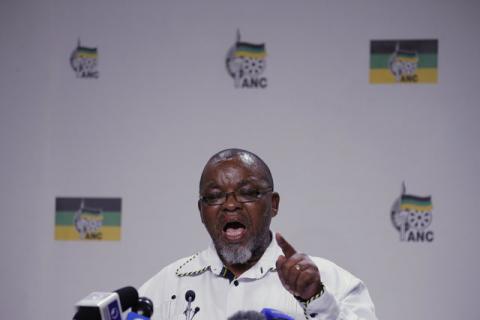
[370,40,438,84]
[70,39,99,79]
[55,197,121,241]
[391,183,434,242]
[226,30,267,88]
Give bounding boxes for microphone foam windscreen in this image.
[132,297,154,318]
[115,286,139,311]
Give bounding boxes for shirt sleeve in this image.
[303,282,376,320]
[300,259,377,320]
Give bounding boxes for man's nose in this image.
[222,192,241,210]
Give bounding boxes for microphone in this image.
[261,308,294,320]
[227,309,294,320]
[126,297,154,320]
[185,290,195,302]
[73,286,139,320]
[183,290,200,320]
[228,310,266,320]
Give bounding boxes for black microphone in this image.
[125,297,154,320]
[185,290,195,302]
[116,287,140,312]
[183,290,199,320]
[73,286,138,320]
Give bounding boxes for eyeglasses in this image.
[200,187,273,206]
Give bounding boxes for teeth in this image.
[225,228,244,237]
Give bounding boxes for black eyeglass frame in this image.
[199,187,274,206]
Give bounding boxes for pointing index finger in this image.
[275,232,297,258]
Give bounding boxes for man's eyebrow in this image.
[201,178,268,190]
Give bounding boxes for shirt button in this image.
[309,313,318,317]
[233,280,239,286]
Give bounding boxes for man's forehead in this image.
[202,176,266,190]
[199,149,274,191]
[205,156,265,177]
[201,157,268,186]
[237,152,255,165]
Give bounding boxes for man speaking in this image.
[140,149,377,319]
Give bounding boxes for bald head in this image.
[199,149,274,192]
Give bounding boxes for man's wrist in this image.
[295,281,325,303]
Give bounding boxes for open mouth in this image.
[222,221,247,242]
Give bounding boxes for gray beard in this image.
[214,230,271,265]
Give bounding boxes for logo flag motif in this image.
[55,197,121,241]
[70,39,99,78]
[391,183,434,242]
[226,30,267,88]
[370,39,438,84]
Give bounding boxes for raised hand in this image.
[275,232,323,300]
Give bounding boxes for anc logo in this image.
[74,200,104,239]
[391,183,434,242]
[55,197,121,241]
[226,30,267,88]
[370,39,438,84]
[389,43,419,82]
[70,39,99,78]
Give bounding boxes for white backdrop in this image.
[1,0,479,319]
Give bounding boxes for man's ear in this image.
[198,199,205,223]
[271,192,280,217]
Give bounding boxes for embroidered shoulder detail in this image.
[175,253,210,277]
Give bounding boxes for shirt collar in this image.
[240,233,282,279]
[175,232,282,280]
